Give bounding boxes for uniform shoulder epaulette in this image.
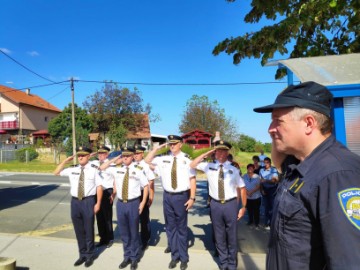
[91,164,100,169]
[184,154,191,159]
[116,164,124,168]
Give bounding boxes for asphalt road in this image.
[0,172,268,254]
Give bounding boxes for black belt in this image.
[210,197,236,204]
[164,190,189,195]
[118,196,140,203]
[72,195,95,201]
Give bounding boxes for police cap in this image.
[168,135,183,144]
[121,146,135,156]
[214,140,232,150]
[253,81,333,117]
[76,146,92,155]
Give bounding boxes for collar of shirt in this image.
[289,135,335,179]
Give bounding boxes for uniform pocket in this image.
[278,191,303,218]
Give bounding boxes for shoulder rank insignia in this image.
[135,165,143,170]
[91,164,99,169]
[338,188,360,231]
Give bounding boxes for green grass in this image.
[0,151,270,174]
[0,159,58,173]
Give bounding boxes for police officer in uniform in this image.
[92,145,115,247]
[190,141,246,270]
[54,146,103,268]
[133,144,155,250]
[145,135,196,270]
[108,146,149,270]
[254,81,360,269]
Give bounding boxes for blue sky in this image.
[0,0,291,143]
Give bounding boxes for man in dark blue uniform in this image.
[254,81,360,269]
[54,146,103,268]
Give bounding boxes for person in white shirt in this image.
[145,135,196,270]
[54,146,102,268]
[190,140,246,270]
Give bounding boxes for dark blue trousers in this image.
[71,196,95,259]
[210,199,238,270]
[96,188,114,243]
[163,191,189,262]
[263,188,276,226]
[116,199,140,262]
[140,189,151,246]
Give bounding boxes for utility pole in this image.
[70,78,77,165]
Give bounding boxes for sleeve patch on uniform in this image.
[338,188,360,231]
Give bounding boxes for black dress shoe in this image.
[168,259,179,269]
[164,246,171,253]
[180,261,188,270]
[74,257,86,266]
[119,259,131,269]
[130,261,138,270]
[84,257,94,267]
[95,242,105,248]
[106,241,113,248]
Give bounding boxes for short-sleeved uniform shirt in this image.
[152,152,196,193]
[243,173,261,200]
[60,163,102,197]
[259,166,278,191]
[196,160,245,200]
[108,163,149,200]
[267,136,360,270]
[91,159,115,190]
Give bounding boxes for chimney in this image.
[213,131,221,143]
[26,88,30,95]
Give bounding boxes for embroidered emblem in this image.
[338,188,360,230]
[229,170,233,174]
[132,171,136,175]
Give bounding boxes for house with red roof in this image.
[0,85,61,143]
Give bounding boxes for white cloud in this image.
[0,48,12,54]
[6,81,14,84]
[27,51,39,57]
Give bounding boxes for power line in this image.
[0,48,57,83]
[77,79,288,86]
[0,80,70,94]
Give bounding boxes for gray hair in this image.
[289,107,333,135]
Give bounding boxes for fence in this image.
[0,143,27,163]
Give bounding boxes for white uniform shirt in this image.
[152,152,196,193]
[196,160,245,200]
[60,163,102,197]
[108,163,149,200]
[136,159,155,181]
[91,159,115,189]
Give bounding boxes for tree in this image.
[83,83,158,134]
[48,103,93,158]
[237,134,257,152]
[179,95,239,141]
[213,0,360,78]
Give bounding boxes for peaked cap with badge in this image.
[214,140,232,150]
[168,135,183,144]
[76,146,92,155]
[134,145,146,153]
[253,81,333,117]
[97,145,110,153]
[121,146,135,156]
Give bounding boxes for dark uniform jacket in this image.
[267,136,360,270]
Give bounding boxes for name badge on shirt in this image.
[209,167,217,171]
[163,160,171,163]
[71,172,80,175]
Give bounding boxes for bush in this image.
[15,147,39,162]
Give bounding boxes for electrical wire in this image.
[0,49,57,83]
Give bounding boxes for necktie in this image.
[122,167,129,201]
[171,157,177,190]
[78,167,85,200]
[218,164,225,200]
